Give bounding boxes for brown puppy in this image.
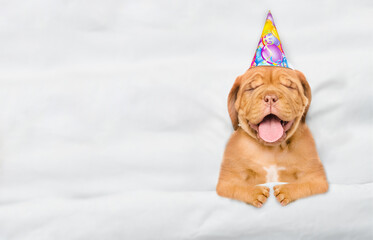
[216,66,328,207]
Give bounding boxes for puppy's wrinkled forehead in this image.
[242,66,299,87]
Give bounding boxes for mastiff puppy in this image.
[216,66,328,207]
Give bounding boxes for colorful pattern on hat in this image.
[250,11,291,69]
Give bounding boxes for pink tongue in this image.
[258,116,284,143]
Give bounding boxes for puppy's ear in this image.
[228,76,242,130]
[295,70,312,122]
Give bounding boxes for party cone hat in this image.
[250,11,291,68]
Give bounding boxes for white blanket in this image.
[0,0,372,239]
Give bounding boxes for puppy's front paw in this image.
[273,184,294,206]
[250,186,270,208]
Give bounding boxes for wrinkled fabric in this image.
[0,0,372,239]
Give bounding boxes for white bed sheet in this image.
[0,0,372,239]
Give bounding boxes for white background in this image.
[0,0,372,239]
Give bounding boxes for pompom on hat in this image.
[250,11,292,69]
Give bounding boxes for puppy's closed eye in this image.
[245,87,256,92]
[245,83,263,92]
[281,82,297,90]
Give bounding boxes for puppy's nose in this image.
[264,94,278,104]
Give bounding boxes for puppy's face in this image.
[228,66,311,145]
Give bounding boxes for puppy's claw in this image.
[274,189,280,196]
[281,198,290,206]
[257,195,267,204]
[276,193,285,202]
[262,187,270,197]
[253,200,263,208]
